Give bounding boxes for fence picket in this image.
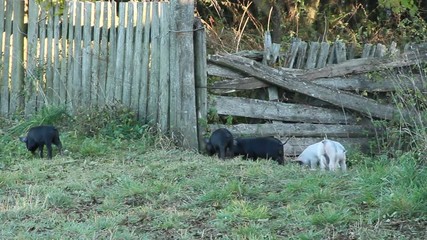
[0,0,4,113]
[123,2,135,107]
[25,0,39,115]
[305,42,319,69]
[66,1,75,111]
[90,2,101,106]
[82,2,93,106]
[60,3,69,105]
[316,42,329,68]
[131,3,144,112]
[1,1,12,115]
[158,3,170,132]
[10,0,25,113]
[139,2,151,123]
[46,7,54,103]
[114,2,126,102]
[147,2,160,124]
[53,5,61,105]
[105,1,116,104]
[73,1,83,107]
[98,1,109,106]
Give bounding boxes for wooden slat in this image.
[25,0,38,115]
[295,41,307,69]
[73,1,83,108]
[158,3,170,132]
[210,95,357,124]
[105,0,117,104]
[138,1,151,122]
[174,0,198,149]
[194,18,208,151]
[147,1,160,124]
[131,2,144,111]
[114,2,126,102]
[0,0,4,114]
[81,2,93,106]
[66,1,75,111]
[52,5,61,105]
[168,0,180,130]
[123,2,135,107]
[98,1,109,106]
[305,42,319,69]
[316,42,329,68]
[91,1,102,106]
[10,0,25,113]
[1,1,12,115]
[45,7,54,102]
[208,73,426,93]
[209,122,374,138]
[59,2,69,105]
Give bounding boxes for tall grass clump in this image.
[374,57,427,164]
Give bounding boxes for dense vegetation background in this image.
[195,0,427,52]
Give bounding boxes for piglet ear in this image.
[19,137,27,143]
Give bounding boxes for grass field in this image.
[1,124,426,239]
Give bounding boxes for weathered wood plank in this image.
[52,5,61,105]
[98,1,109,106]
[114,2,126,102]
[147,1,160,124]
[194,18,208,151]
[10,0,25,113]
[1,2,13,115]
[72,2,83,108]
[105,0,116,104]
[45,7,54,102]
[209,122,375,138]
[59,2,69,106]
[90,1,102,106]
[25,0,38,115]
[210,95,357,124]
[207,64,246,79]
[209,77,268,94]
[123,2,134,107]
[66,1,75,111]
[305,42,320,69]
[158,3,170,132]
[295,41,307,69]
[169,0,179,129]
[208,73,427,93]
[208,54,413,122]
[335,40,347,63]
[138,1,151,122]
[81,2,93,106]
[174,0,199,149]
[131,2,144,111]
[316,42,330,68]
[0,0,5,115]
[361,43,372,58]
[284,38,301,68]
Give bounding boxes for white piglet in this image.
[295,139,347,171]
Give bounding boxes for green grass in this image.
[1,129,426,239]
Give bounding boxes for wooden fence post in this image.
[10,0,25,114]
[194,18,208,151]
[171,0,198,150]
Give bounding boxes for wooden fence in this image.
[0,0,203,149]
[203,36,427,156]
